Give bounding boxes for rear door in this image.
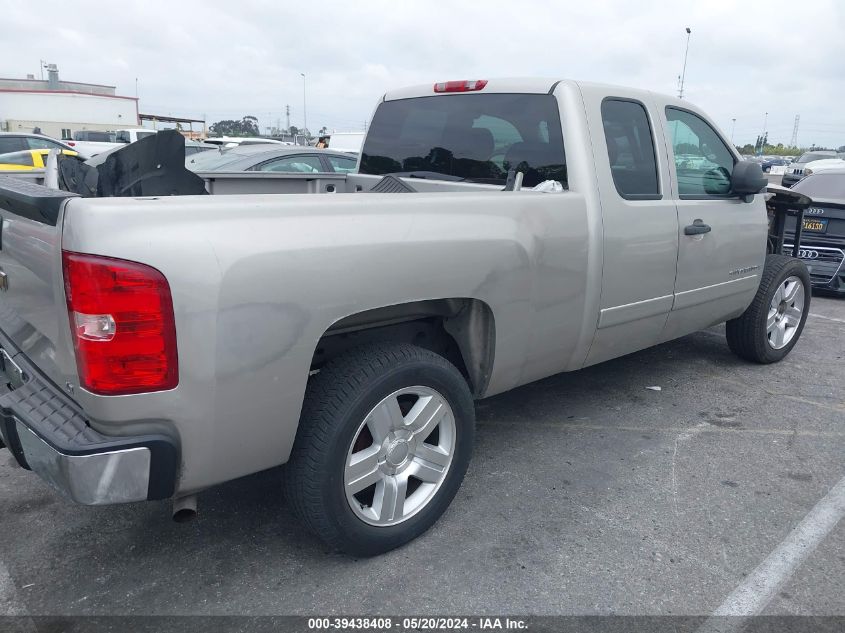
[581,92,680,366]
[659,106,767,340]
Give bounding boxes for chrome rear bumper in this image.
[0,340,178,505]
[13,420,153,504]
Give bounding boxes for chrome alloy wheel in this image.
[344,386,456,527]
[767,275,805,350]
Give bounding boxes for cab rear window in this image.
[360,94,566,188]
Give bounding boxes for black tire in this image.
[726,254,811,363]
[283,343,475,556]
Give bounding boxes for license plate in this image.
[802,218,828,233]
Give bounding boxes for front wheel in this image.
[284,343,475,556]
[726,254,811,363]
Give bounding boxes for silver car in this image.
[186,144,358,173]
[781,150,838,187]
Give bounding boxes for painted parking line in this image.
[480,420,845,438]
[809,312,845,325]
[698,475,845,632]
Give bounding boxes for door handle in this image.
[684,219,712,235]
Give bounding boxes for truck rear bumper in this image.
[0,344,179,505]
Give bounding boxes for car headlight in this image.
[804,168,813,176]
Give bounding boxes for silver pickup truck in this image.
[0,78,811,556]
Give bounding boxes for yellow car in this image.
[0,149,80,171]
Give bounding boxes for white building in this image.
[0,64,138,140]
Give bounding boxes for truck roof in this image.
[382,77,678,104]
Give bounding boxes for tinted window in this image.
[601,99,659,198]
[254,155,324,173]
[792,173,845,199]
[26,137,64,150]
[326,154,358,173]
[0,151,35,166]
[74,131,115,142]
[360,94,566,187]
[666,108,734,197]
[797,152,835,163]
[0,137,26,154]
[136,131,156,140]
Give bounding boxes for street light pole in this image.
[731,118,736,144]
[678,27,692,99]
[300,72,307,138]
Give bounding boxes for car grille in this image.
[783,244,845,284]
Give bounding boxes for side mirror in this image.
[732,160,768,202]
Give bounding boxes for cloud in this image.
[1,0,842,146]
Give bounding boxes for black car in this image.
[784,168,845,294]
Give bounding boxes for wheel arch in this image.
[311,298,496,398]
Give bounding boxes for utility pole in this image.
[285,104,290,131]
[731,118,736,144]
[678,27,692,99]
[790,114,800,147]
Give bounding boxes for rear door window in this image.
[254,155,324,173]
[0,137,26,154]
[26,137,65,151]
[360,93,566,187]
[0,151,35,166]
[601,99,660,199]
[326,154,358,173]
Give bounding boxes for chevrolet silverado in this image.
[0,78,811,556]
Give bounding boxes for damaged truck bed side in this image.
[0,78,811,556]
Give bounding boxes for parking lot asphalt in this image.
[0,296,843,617]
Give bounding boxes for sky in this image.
[1,0,843,148]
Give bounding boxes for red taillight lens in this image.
[433,79,488,93]
[62,251,178,396]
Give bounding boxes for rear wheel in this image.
[726,254,811,363]
[284,343,475,556]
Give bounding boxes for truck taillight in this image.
[62,251,178,396]
[433,79,488,93]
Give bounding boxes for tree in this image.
[288,125,299,136]
[209,115,261,137]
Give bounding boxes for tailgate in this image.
[0,176,79,388]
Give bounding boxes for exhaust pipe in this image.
[172,494,198,523]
